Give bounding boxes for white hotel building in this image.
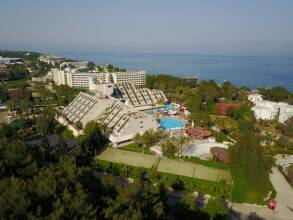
[50,67,146,89]
[57,91,160,144]
[249,94,293,123]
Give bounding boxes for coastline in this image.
[53,51,293,91]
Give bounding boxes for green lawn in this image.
[157,158,232,184]
[97,148,232,184]
[96,148,158,169]
[119,143,153,155]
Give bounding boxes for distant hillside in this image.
[0,50,41,61]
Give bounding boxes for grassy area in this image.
[96,149,274,204]
[119,142,153,155]
[96,148,232,184]
[157,158,232,184]
[211,115,238,130]
[96,148,159,169]
[94,159,231,198]
[180,156,232,170]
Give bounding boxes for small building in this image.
[215,103,241,116]
[186,128,212,139]
[210,147,230,163]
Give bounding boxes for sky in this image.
[1,0,293,55]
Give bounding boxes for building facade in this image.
[112,71,146,86]
[58,91,159,144]
[248,94,293,123]
[51,68,146,88]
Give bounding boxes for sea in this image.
[56,52,293,91]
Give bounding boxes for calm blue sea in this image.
[56,52,293,91]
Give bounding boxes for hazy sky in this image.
[1,0,293,55]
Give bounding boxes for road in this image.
[270,167,293,220]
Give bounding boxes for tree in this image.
[178,136,188,156]
[40,137,50,162]
[161,140,178,158]
[36,109,56,135]
[0,139,37,178]
[49,184,96,219]
[198,80,220,101]
[282,117,293,137]
[0,177,30,219]
[133,133,143,150]
[259,87,290,102]
[87,62,96,71]
[277,135,293,150]
[19,99,30,116]
[5,100,15,112]
[77,121,108,166]
[53,136,68,159]
[229,129,274,195]
[103,181,167,220]
[221,81,238,100]
[146,74,157,89]
[202,197,228,220]
[107,64,114,72]
[189,112,211,128]
[171,178,185,190]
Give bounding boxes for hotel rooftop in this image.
[58,88,163,144]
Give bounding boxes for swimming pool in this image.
[144,104,175,114]
[160,117,184,130]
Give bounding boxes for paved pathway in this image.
[270,167,293,220]
[230,167,293,220]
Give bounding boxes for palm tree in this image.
[133,133,142,151]
[178,136,188,157]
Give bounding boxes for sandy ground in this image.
[0,111,8,123]
[96,148,158,169]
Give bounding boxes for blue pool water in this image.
[144,104,175,114]
[160,117,184,130]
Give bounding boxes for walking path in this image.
[270,167,293,220]
[230,167,293,220]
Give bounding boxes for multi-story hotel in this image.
[112,71,146,86]
[51,67,146,89]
